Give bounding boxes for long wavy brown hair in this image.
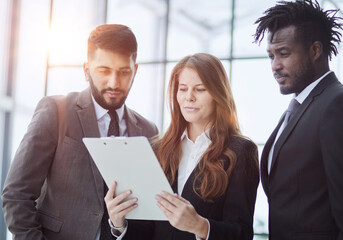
[154,53,241,202]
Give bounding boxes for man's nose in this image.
[271,57,282,72]
[107,73,120,89]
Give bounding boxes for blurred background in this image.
[0,0,342,239]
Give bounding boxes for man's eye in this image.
[119,70,131,76]
[98,69,110,74]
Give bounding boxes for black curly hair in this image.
[254,0,343,60]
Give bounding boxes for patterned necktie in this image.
[284,98,300,125]
[107,109,120,137]
[100,109,120,239]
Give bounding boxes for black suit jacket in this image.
[261,72,343,240]
[125,136,259,240]
[2,88,159,240]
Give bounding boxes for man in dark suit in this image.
[1,24,158,239]
[254,1,343,239]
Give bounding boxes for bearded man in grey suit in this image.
[2,24,158,240]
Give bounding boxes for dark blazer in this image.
[125,136,259,240]
[261,72,343,240]
[1,88,159,240]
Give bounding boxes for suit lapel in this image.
[76,88,104,206]
[269,72,338,174]
[260,116,285,195]
[124,106,143,136]
[76,88,100,138]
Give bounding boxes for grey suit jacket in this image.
[2,88,159,240]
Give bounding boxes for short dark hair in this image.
[254,0,343,60]
[87,24,137,61]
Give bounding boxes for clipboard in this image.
[82,136,173,221]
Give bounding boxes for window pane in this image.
[168,0,231,60]
[106,0,167,63]
[231,59,292,144]
[11,107,36,158]
[162,62,177,132]
[254,144,269,236]
[0,0,10,95]
[126,63,165,130]
[49,0,106,66]
[233,0,277,58]
[0,111,3,163]
[330,50,343,83]
[47,67,88,96]
[324,0,343,84]
[15,0,50,109]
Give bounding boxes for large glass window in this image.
[168,0,232,60]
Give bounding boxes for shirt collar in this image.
[295,70,332,104]
[91,95,125,121]
[181,128,212,145]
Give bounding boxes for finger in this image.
[156,200,173,218]
[115,202,138,219]
[174,194,190,204]
[105,181,117,201]
[111,190,133,206]
[160,191,183,206]
[155,194,177,212]
[108,197,138,215]
[109,202,138,228]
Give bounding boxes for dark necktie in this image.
[107,109,120,137]
[284,98,300,124]
[100,110,120,239]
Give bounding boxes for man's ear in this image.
[133,63,138,78]
[310,41,323,63]
[83,62,90,82]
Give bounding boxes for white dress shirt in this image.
[178,130,212,194]
[92,95,127,138]
[267,70,332,174]
[178,129,211,240]
[91,95,128,239]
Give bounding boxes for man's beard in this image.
[279,60,315,95]
[88,73,127,110]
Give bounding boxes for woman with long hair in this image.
[105,53,259,240]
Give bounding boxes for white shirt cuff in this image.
[110,222,128,239]
[195,219,210,240]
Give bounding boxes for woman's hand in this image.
[155,191,208,239]
[104,181,138,231]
